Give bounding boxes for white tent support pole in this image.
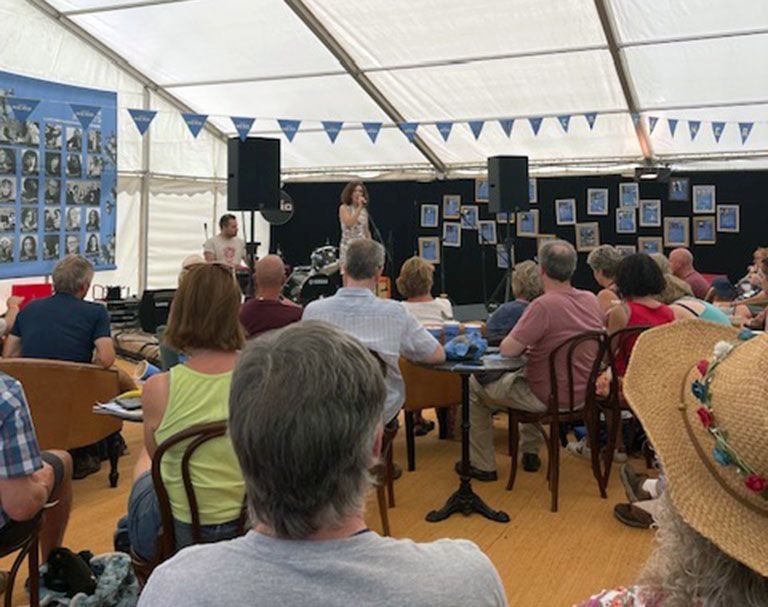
[62,0,194,16]
[620,27,768,50]
[138,86,151,294]
[283,0,447,176]
[28,0,228,145]
[593,0,654,164]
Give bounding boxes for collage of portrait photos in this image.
[0,71,117,278]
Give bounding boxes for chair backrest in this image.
[548,331,607,414]
[399,358,462,412]
[606,325,653,403]
[150,421,246,562]
[0,358,122,450]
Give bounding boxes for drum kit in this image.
[283,244,340,304]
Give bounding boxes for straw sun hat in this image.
[623,320,767,576]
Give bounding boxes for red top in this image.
[239,298,303,338]
[614,301,675,377]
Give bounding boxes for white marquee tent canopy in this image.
[1,0,767,289]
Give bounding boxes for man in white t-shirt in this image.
[203,214,247,267]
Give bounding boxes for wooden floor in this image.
[3,393,654,606]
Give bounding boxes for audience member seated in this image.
[304,239,445,430]
[0,296,23,338]
[0,372,72,563]
[668,247,710,299]
[578,322,768,606]
[239,255,302,338]
[138,322,508,607]
[467,240,603,480]
[586,245,622,315]
[485,260,543,345]
[123,263,245,561]
[396,256,453,323]
[736,245,767,298]
[743,256,768,330]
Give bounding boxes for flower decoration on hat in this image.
[692,330,767,500]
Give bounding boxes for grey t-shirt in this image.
[138,530,507,607]
[202,234,246,266]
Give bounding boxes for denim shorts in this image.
[126,471,241,560]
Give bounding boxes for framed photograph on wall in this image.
[639,199,661,227]
[575,222,600,252]
[616,245,637,256]
[669,177,689,201]
[664,217,690,248]
[496,244,515,269]
[555,198,576,225]
[587,188,608,216]
[692,185,716,214]
[442,194,461,219]
[478,220,497,245]
[495,212,514,223]
[693,216,716,245]
[717,205,740,233]
[619,182,639,207]
[442,222,461,247]
[517,210,539,237]
[616,208,637,234]
[418,237,440,264]
[638,237,663,255]
[420,204,438,228]
[529,178,538,204]
[475,177,489,202]
[460,205,479,229]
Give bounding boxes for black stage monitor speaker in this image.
[228,137,280,211]
[488,155,529,214]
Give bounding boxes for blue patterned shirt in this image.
[0,372,42,528]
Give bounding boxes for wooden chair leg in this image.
[376,483,390,537]
[549,422,560,513]
[28,535,39,607]
[107,431,121,488]
[587,408,607,499]
[506,413,520,491]
[436,407,449,440]
[386,441,395,509]
[404,411,416,472]
[602,407,621,490]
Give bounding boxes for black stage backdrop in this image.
[276,171,767,305]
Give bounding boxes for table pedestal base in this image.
[426,478,510,523]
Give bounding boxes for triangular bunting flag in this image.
[649,116,659,134]
[468,120,484,140]
[711,121,725,143]
[631,112,640,127]
[127,109,157,135]
[321,121,344,143]
[7,97,39,122]
[688,120,701,141]
[529,117,543,136]
[739,122,753,144]
[182,113,208,138]
[278,119,301,142]
[436,122,453,142]
[70,104,101,129]
[584,112,597,130]
[668,118,678,137]
[498,119,514,137]
[362,122,382,143]
[398,122,419,142]
[231,116,255,141]
[557,115,571,133]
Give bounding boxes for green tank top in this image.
[154,364,245,525]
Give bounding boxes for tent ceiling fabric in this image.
[41,0,768,176]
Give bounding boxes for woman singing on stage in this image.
[338,181,371,265]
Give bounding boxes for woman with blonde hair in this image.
[586,245,622,315]
[122,263,246,560]
[396,256,452,323]
[338,181,371,265]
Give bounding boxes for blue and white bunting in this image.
[435,121,453,142]
[70,104,100,129]
[7,97,39,122]
[529,117,543,136]
[127,109,157,135]
[584,112,597,130]
[230,116,255,141]
[739,122,753,144]
[668,118,679,138]
[278,119,301,142]
[362,122,382,143]
[468,120,484,140]
[498,119,514,137]
[648,116,659,134]
[557,115,571,133]
[688,120,701,141]
[321,121,343,143]
[182,113,208,138]
[712,121,725,143]
[398,122,419,143]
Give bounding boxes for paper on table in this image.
[93,402,143,421]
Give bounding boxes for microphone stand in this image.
[367,207,395,294]
[461,209,490,312]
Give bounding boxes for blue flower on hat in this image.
[713,447,733,466]
[691,380,708,402]
[738,329,757,341]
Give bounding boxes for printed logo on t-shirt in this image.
[223,246,235,262]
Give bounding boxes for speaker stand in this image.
[488,211,515,308]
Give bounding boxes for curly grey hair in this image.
[511,260,543,302]
[586,245,622,279]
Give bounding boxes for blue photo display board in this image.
[0,70,116,278]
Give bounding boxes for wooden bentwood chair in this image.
[0,515,42,607]
[506,331,607,512]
